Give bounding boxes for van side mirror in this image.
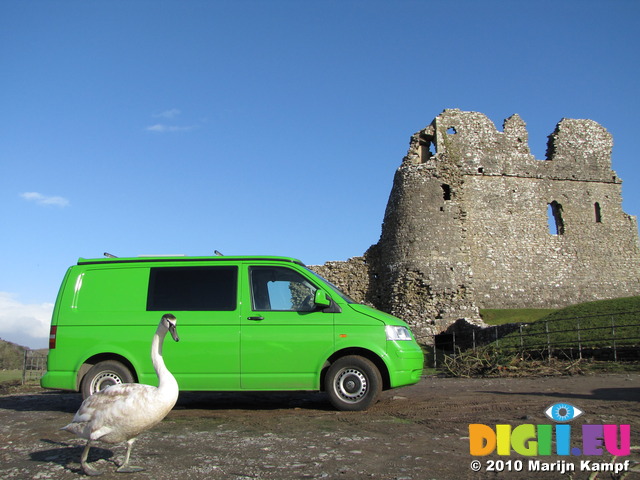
[314,290,331,308]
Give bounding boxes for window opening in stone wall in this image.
[420,142,434,162]
[547,202,565,235]
[594,202,602,223]
[442,184,452,201]
[418,132,435,161]
[447,127,457,135]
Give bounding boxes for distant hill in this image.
[0,338,28,370]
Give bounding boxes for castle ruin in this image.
[313,109,640,341]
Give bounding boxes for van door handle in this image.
[247,316,264,321]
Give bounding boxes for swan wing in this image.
[64,383,162,442]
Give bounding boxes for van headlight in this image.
[385,325,413,341]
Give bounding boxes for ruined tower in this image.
[360,109,640,338]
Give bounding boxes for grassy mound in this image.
[445,297,640,376]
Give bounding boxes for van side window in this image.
[250,267,317,312]
[147,266,238,311]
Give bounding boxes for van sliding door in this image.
[147,265,241,390]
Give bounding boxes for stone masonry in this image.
[311,109,640,342]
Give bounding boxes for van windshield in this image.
[303,267,357,304]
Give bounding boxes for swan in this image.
[62,313,180,476]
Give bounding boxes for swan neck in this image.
[151,327,176,391]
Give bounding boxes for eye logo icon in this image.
[544,403,584,422]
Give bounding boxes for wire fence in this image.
[427,310,640,369]
[22,350,47,385]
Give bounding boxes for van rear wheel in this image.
[81,360,134,399]
[325,355,382,411]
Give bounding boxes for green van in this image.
[41,255,424,411]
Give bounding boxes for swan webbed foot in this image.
[80,441,102,476]
[116,465,145,473]
[81,462,103,476]
[115,437,143,473]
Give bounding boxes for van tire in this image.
[325,355,382,411]
[81,360,134,399]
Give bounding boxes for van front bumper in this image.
[387,341,424,388]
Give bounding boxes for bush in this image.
[0,340,26,370]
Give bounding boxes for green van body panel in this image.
[41,255,424,397]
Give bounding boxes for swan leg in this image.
[116,438,144,473]
[80,441,103,476]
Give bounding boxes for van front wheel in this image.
[325,355,382,411]
[81,360,134,399]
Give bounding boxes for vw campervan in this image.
[41,255,424,411]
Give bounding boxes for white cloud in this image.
[20,192,70,207]
[0,292,53,349]
[146,124,196,133]
[147,108,199,133]
[154,108,181,119]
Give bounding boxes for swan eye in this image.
[544,403,583,422]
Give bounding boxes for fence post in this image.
[545,321,551,363]
[452,332,456,359]
[576,318,582,360]
[432,342,437,371]
[519,324,524,353]
[611,315,617,362]
[22,350,27,385]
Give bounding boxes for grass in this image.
[440,297,640,376]
[478,297,640,350]
[0,370,22,383]
[496,296,640,351]
[544,296,640,318]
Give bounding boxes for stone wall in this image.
[311,256,370,304]
[311,110,640,342]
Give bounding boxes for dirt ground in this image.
[1,373,639,480]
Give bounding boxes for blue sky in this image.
[2,0,639,348]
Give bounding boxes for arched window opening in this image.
[548,201,565,235]
[594,202,602,223]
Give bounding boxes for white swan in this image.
[62,313,180,476]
